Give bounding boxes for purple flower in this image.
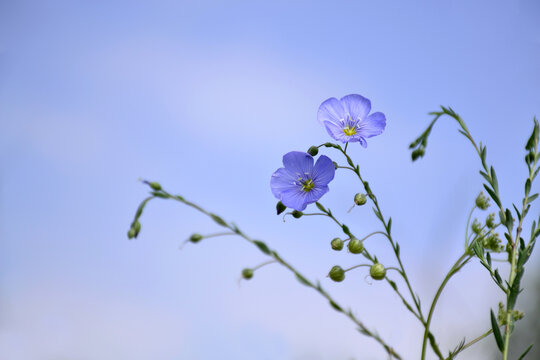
[270,151,335,211]
[317,94,386,147]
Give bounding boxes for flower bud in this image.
[486,213,496,229]
[241,268,254,280]
[331,237,344,251]
[370,263,386,280]
[471,219,482,235]
[328,265,345,282]
[354,193,367,206]
[411,148,425,161]
[348,238,364,254]
[127,228,136,239]
[292,210,303,218]
[189,233,203,243]
[333,161,339,170]
[475,192,490,210]
[307,146,319,156]
[148,182,162,191]
[276,201,286,215]
[133,221,141,236]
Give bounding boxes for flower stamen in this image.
[301,178,315,192]
[343,126,357,136]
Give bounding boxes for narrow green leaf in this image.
[387,217,392,234]
[484,184,501,207]
[517,344,534,360]
[505,209,514,231]
[479,170,491,184]
[315,202,326,212]
[513,204,522,221]
[490,166,499,192]
[295,274,311,287]
[329,300,342,312]
[491,309,505,352]
[486,252,492,267]
[253,240,271,255]
[527,193,538,204]
[525,179,531,196]
[210,214,227,227]
[342,224,351,236]
[494,269,502,284]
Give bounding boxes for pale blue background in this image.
[1,1,539,359]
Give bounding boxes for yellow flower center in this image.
[301,179,315,192]
[343,126,357,136]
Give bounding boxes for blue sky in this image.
[1,1,540,359]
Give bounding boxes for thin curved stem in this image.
[421,253,471,360]
[137,187,403,360]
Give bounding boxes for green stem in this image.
[421,253,471,360]
[140,188,403,360]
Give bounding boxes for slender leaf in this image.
[518,344,534,360]
[491,309,505,352]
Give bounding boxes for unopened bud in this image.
[348,238,364,254]
[475,192,490,210]
[189,233,203,243]
[307,146,319,156]
[148,182,162,191]
[133,221,141,236]
[331,237,344,251]
[276,201,286,215]
[411,148,425,161]
[333,161,339,170]
[471,219,482,235]
[328,265,345,282]
[370,263,386,280]
[354,193,367,206]
[241,268,254,280]
[292,210,303,218]
[486,213,496,229]
[127,228,136,239]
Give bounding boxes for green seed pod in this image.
[307,146,319,156]
[328,265,345,282]
[354,193,367,206]
[189,233,203,243]
[370,263,386,280]
[348,239,364,254]
[331,237,344,251]
[276,201,287,215]
[333,161,339,170]
[148,182,162,191]
[475,192,490,210]
[292,210,303,218]
[241,268,254,280]
[127,228,136,239]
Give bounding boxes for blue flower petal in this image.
[312,155,335,186]
[280,188,309,211]
[317,97,345,127]
[340,94,371,121]
[283,151,314,177]
[358,112,386,138]
[305,184,329,204]
[357,137,367,148]
[323,121,348,142]
[270,168,297,199]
